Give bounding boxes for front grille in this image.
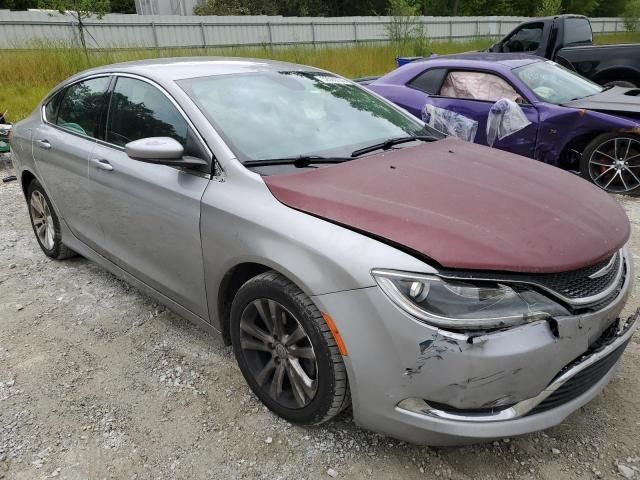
[524,253,620,300]
[526,340,628,416]
[441,251,622,304]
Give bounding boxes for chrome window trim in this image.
[41,73,114,143]
[41,71,220,178]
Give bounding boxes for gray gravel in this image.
[1,160,639,479]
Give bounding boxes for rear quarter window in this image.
[407,68,447,95]
[44,90,64,124]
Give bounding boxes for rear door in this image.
[86,75,211,318]
[32,76,111,245]
[415,69,539,158]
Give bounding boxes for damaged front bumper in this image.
[312,260,636,446]
[397,312,637,422]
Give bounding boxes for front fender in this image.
[200,161,434,330]
[535,104,640,165]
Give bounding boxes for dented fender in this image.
[534,104,640,166]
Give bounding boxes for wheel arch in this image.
[558,130,609,170]
[20,169,37,197]
[216,261,309,345]
[592,67,640,86]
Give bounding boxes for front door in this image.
[427,70,539,158]
[87,76,211,319]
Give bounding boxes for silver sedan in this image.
[10,58,636,445]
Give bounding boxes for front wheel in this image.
[580,133,640,195]
[230,271,350,425]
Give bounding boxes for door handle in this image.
[91,158,113,171]
[36,139,51,150]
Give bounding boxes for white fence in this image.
[0,11,627,50]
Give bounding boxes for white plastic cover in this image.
[486,98,531,147]
[422,104,478,143]
[440,71,521,103]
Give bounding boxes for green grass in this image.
[1,32,638,122]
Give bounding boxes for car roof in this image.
[68,57,327,84]
[432,52,543,69]
[374,53,543,86]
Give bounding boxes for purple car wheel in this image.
[582,133,640,195]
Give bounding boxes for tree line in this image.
[0,0,632,16]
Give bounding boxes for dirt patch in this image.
[1,161,639,479]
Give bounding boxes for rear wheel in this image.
[580,133,640,195]
[230,271,350,425]
[27,180,76,259]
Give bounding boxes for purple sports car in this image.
[366,53,640,194]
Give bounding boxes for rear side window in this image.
[564,18,592,45]
[56,77,110,138]
[106,77,188,147]
[408,68,447,94]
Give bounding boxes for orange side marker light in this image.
[322,312,348,356]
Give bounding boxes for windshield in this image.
[513,61,603,104]
[179,71,434,162]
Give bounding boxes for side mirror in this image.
[489,42,501,53]
[125,137,208,168]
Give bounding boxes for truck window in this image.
[503,23,543,53]
[563,18,592,46]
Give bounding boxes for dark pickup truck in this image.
[489,15,640,87]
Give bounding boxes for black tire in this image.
[580,133,640,195]
[27,179,76,259]
[230,270,350,425]
[602,80,636,88]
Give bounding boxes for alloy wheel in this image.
[588,137,640,193]
[239,298,318,409]
[30,190,55,250]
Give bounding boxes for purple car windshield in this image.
[513,61,603,104]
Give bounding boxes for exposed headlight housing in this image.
[372,269,569,330]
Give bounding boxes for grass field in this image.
[2,32,639,122]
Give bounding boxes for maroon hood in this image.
[264,138,630,274]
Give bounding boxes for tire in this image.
[580,133,640,195]
[602,80,636,88]
[230,270,350,425]
[27,179,76,259]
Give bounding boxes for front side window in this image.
[106,77,188,148]
[179,71,431,162]
[514,60,603,104]
[55,77,111,137]
[439,71,520,102]
[503,23,543,52]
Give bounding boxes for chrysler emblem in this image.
[588,254,617,279]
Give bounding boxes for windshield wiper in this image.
[245,155,352,168]
[568,86,613,102]
[351,135,437,157]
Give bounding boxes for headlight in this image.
[372,269,569,330]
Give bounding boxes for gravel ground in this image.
[1,158,639,480]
